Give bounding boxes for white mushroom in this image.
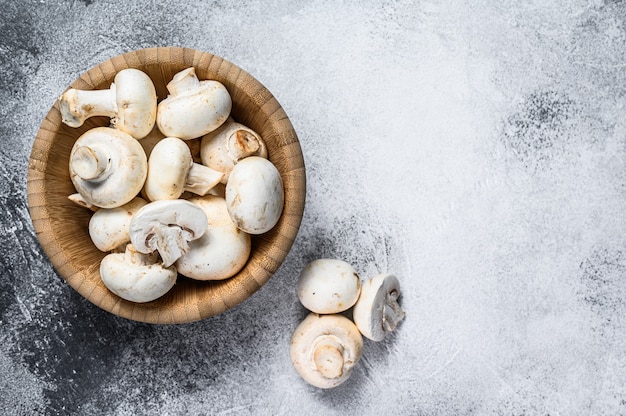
[129,199,208,267]
[353,274,405,342]
[175,195,251,281]
[296,259,361,314]
[200,117,268,183]
[225,156,284,234]
[69,127,148,209]
[100,244,177,303]
[139,126,203,163]
[143,137,223,201]
[88,197,148,252]
[58,68,157,139]
[156,67,232,140]
[290,313,363,389]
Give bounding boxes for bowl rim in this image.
[26,46,306,324]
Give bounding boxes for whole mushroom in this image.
[296,259,361,314]
[156,67,232,140]
[225,156,284,234]
[129,199,208,267]
[58,68,157,139]
[143,137,223,201]
[290,313,363,389]
[353,274,405,342]
[200,117,268,183]
[175,195,251,281]
[88,197,148,252]
[69,127,148,209]
[100,244,177,303]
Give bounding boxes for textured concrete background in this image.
[2,0,626,414]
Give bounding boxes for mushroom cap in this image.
[143,137,193,201]
[88,197,147,252]
[112,68,157,139]
[69,127,148,209]
[128,199,208,267]
[290,313,363,389]
[353,274,405,342]
[200,118,268,184]
[100,244,177,303]
[296,259,361,314]
[175,195,251,280]
[225,156,284,234]
[156,68,232,140]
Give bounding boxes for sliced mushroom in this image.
[156,67,232,140]
[88,197,148,252]
[69,127,148,209]
[290,313,363,389]
[128,199,208,267]
[58,68,157,139]
[175,195,251,281]
[296,259,361,314]
[225,156,284,234]
[200,117,268,183]
[143,137,223,201]
[353,274,405,342]
[100,244,177,303]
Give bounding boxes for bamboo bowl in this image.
[27,47,306,324]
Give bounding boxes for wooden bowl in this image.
[27,47,306,324]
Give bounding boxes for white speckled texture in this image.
[2,0,626,414]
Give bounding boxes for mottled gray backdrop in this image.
[2,0,626,415]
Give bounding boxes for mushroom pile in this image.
[60,67,284,303]
[290,259,405,389]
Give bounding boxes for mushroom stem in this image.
[312,337,345,379]
[124,244,158,266]
[167,68,200,96]
[382,291,405,333]
[148,225,192,267]
[59,88,117,127]
[184,163,224,196]
[70,144,112,181]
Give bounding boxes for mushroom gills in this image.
[353,273,405,342]
[143,222,195,267]
[382,288,405,333]
[129,199,208,268]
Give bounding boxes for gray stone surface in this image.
[2,0,626,414]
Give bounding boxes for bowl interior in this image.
[27,47,305,324]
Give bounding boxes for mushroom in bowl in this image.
[26,47,306,324]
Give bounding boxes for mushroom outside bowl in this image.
[27,47,306,324]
